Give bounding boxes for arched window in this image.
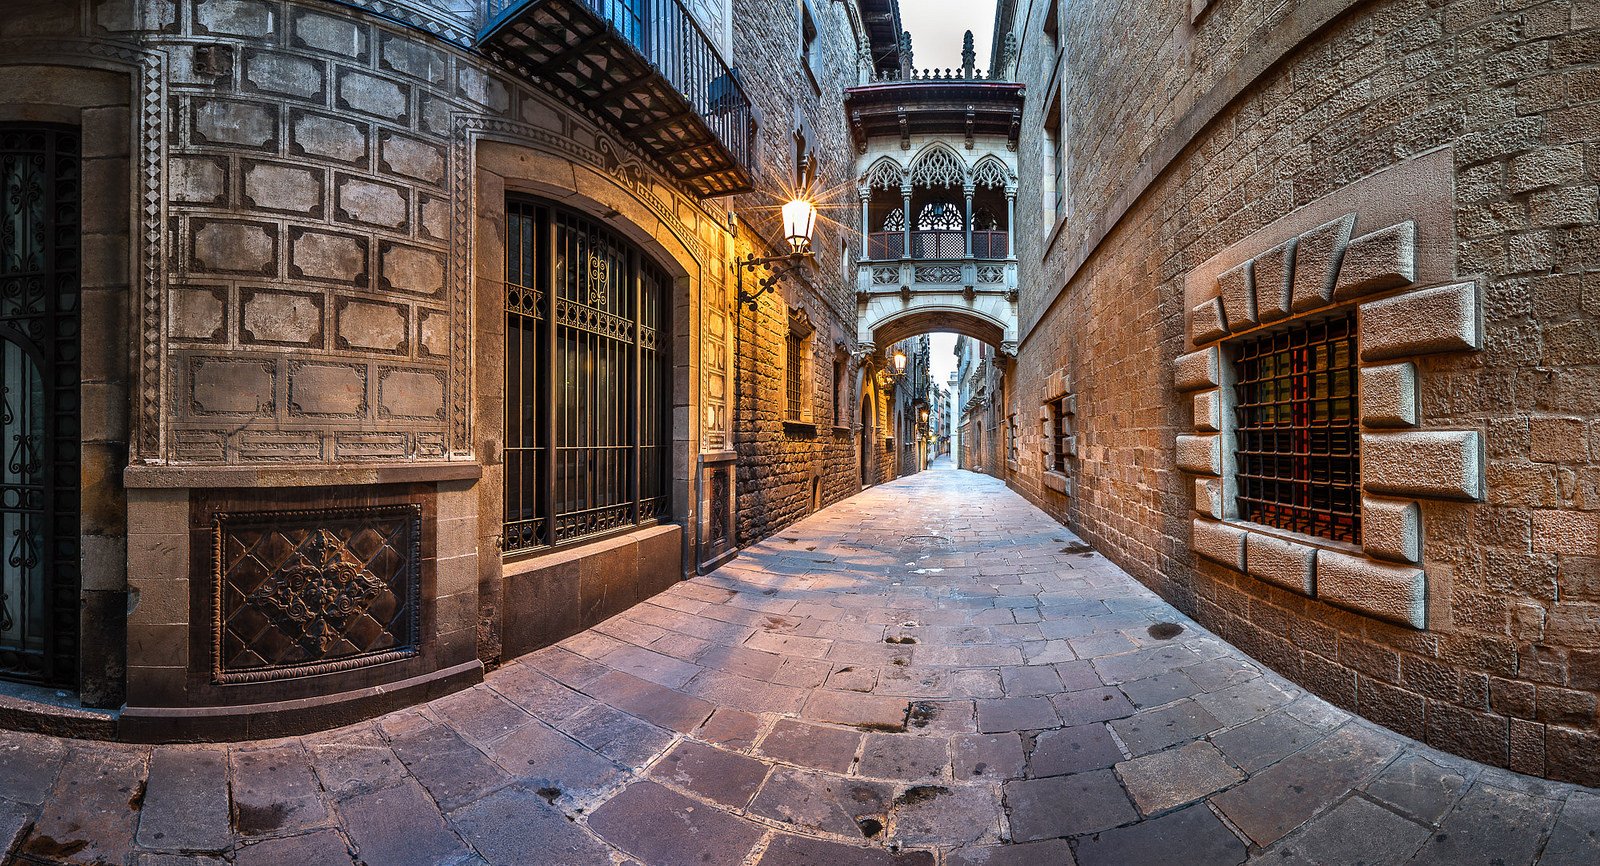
[972,207,1000,231]
[916,202,964,230]
[504,198,670,553]
[881,207,905,232]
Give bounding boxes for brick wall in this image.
[1007,0,1600,783]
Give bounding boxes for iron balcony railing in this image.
[482,0,752,181]
[867,230,1009,260]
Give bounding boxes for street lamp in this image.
[879,347,909,389]
[735,196,817,311]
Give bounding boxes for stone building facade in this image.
[0,0,899,737]
[999,0,1600,783]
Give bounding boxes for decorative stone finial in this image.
[962,30,976,79]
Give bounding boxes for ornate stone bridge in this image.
[845,43,1024,360]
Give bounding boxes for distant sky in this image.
[899,1,998,73]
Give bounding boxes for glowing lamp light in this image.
[782,197,817,254]
[890,348,909,375]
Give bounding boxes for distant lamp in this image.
[890,349,908,375]
[918,406,930,424]
[735,196,817,310]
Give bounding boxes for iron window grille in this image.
[0,124,80,688]
[1050,398,1071,472]
[1232,311,1361,544]
[503,198,670,555]
[786,330,805,421]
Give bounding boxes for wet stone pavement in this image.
[4,463,1600,865]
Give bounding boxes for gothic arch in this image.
[868,306,1011,350]
[907,143,966,188]
[972,155,1011,189]
[862,155,905,190]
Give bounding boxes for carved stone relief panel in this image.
[212,504,421,684]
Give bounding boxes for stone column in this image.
[964,183,975,258]
[859,187,870,257]
[900,182,913,259]
[1005,186,1017,260]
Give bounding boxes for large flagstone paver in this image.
[1,462,1596,864]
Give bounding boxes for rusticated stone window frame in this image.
[1040,368,1074,497]
[1176,212,1484,630]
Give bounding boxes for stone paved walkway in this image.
[4,465,1599,865]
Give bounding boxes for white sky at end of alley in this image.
[898,0,999,72]
[886,3,1000,403]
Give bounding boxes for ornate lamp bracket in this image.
[735,249,814,311]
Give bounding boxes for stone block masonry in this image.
[1004,0,1600,784]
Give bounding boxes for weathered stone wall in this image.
[0,0,874,729]
[1007,0,1600,782]
[729,0,867,543]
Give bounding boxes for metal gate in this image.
[0,125,81,687]
[503,198,669,554]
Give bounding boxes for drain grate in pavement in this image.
[885,634,918,644]
[1148,622,1185,640]
[903,535,953,546]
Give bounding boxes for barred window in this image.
[786,330,805,421]
[503,198,669,554]
[1232,312,1360,544]
[1050,398,1071,471]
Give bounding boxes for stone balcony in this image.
[856,258,1018,352]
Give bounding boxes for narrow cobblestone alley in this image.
[0,463,1593,865]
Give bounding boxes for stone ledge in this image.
[1363,496,1421,564]
[1360,281,1480,361]
[1359,363,1417,428]
[1246,531,1317,596]
[1363,430,1482,501]
[1193,389,1222,432]
[124,461,483,488]
[117,658,483,743]
[1193,477,1225,519]
[1043,470,1070,495]
[1192,518,1246,570]
[1174,346,1219,391]
[1317,549,1425,629]
[0,680,119,739]
[1176,433,1221,475]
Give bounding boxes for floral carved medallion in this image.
[213,505,422,684]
